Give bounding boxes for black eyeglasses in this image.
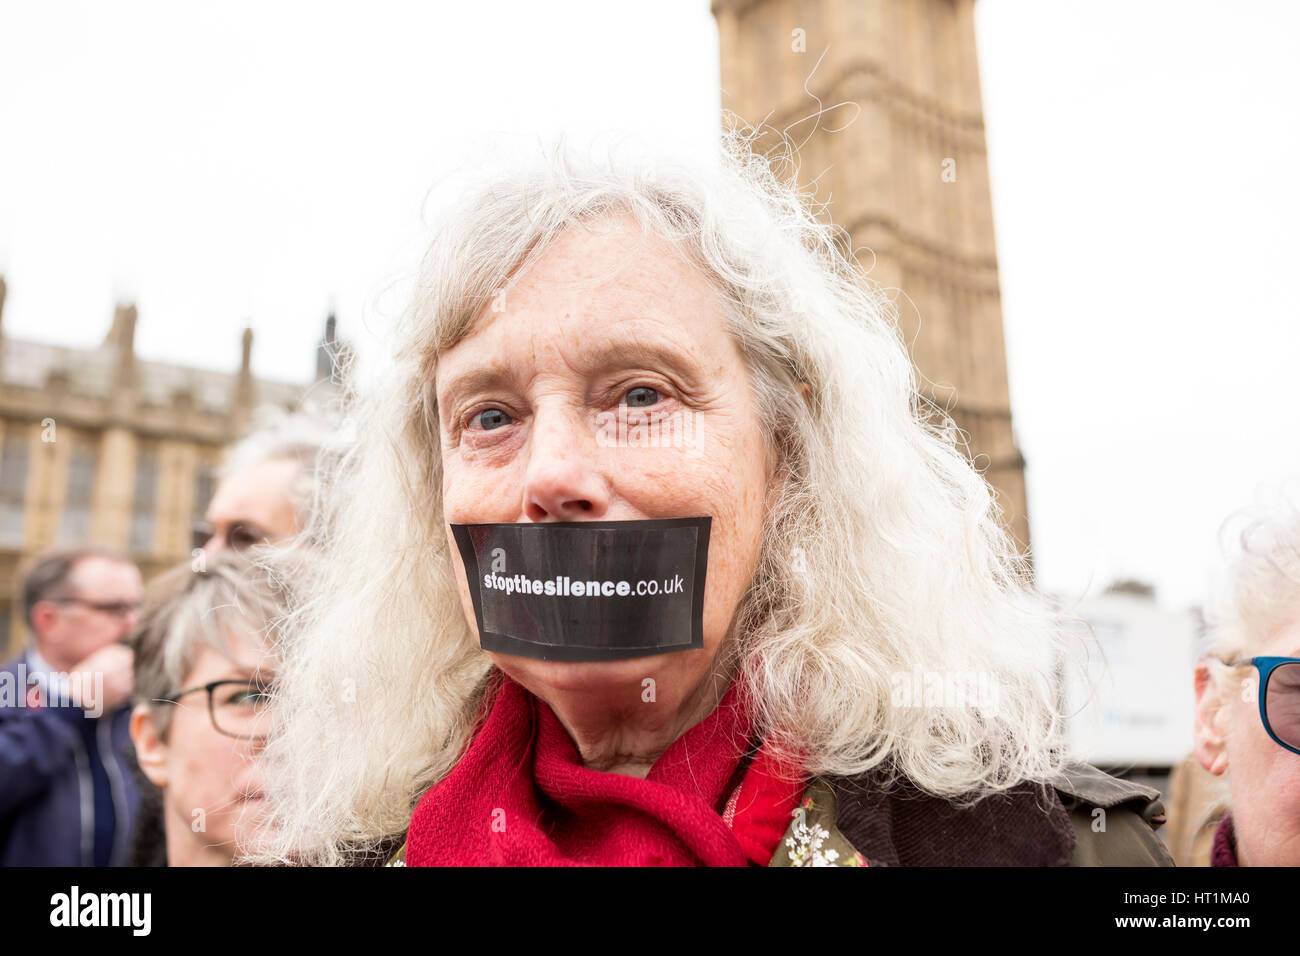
[1220,657,1300,756]
[191,520,271,553]
[160,679,275,741]
[52,598,142,618]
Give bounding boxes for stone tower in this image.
[713,0,1030,554]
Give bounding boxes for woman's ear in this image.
[764,382,814,508]
[130,704,170,790]
[1193,661,1230,776]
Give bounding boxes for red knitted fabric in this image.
[405,674,770,866]
[1210,813,1238,867]
[722,744,805,866]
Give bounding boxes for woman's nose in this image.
[522,408,610,522]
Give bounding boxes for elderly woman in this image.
[127,553,287,866]
[1194,499,1300,866]
[262,135,1172,867]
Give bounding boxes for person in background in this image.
[1193,495,1300,865]
[127,404,339,864]
[195,405,338,557]
[1164,752,1230,866]
[127,552,288,866]
[0,547,143,865]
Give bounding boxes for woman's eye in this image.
[472,408,512,431]
[229,524,266,551]
[624,387,660,408]
[226,687,272,707]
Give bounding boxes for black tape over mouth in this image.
[450,517,711,662]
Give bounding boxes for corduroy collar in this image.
[829,769,1076,866]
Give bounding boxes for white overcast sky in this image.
[0,0,1295,611]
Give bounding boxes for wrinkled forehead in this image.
[67,556,141,600]
[1258,618,1300,659]
[490,214,715,326]
[434,217,731,400]
[211,457,302,508]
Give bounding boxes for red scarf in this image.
[405,673,802,866]
[1211,813,1238,867]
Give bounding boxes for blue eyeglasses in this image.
[1221,657,1300,756]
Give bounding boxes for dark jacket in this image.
[795,761,1173,866]
[0,652,140,866]
[125,770,168,867]
[381,760,1174,867]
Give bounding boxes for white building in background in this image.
[1059,582,1202,769]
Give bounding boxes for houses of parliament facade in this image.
[0,275,342,656]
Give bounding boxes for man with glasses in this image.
[192,405,339,559]
[0,547,144,866]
